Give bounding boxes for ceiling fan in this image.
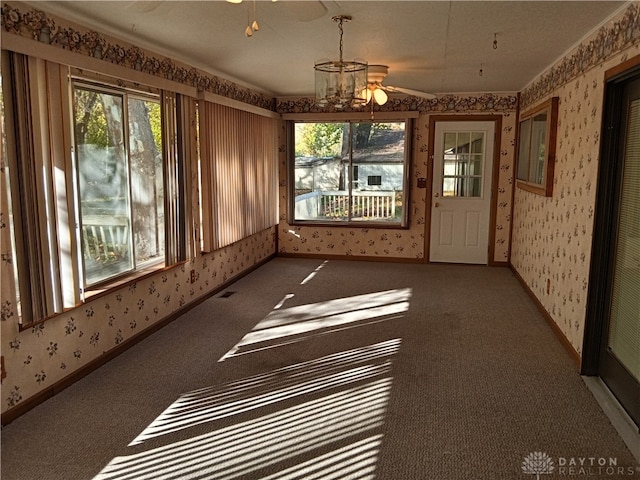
[364,65,436,105]
[226,0,328,23]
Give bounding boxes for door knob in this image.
[434,202,440,208]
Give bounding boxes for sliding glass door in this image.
[587,67,640,429]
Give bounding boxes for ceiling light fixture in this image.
[362,64,389,106]
[251,0,259,31]
[244,0,259,37]
[315,15,368,109]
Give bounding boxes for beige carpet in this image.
[2,258,638,479]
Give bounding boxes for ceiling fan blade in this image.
[283,2,328,22]
[125,1,166,13]
[384,85,436,100]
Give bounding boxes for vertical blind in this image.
[199,102,278,251]
[2,52,77,322]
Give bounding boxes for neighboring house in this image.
[347,127,405,192]
[346,161,404,192]
[294,156,341,192]
[295,155,404,193]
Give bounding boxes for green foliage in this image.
[294,122,403,158]
[296,123,344,157]
[74,90,108,147]
[146,101,162,153]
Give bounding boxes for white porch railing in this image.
[296,191,396,220]
[81,216,130,263]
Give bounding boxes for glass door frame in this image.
[583,56,640,429]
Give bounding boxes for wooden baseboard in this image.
[1,254,276,426]
[510,265,582,369]
[277,252,424,264]
[277,252,510,267]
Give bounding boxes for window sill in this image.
[83,261,179,299]
[289,220,409,229]
[516,179,553,197]
[18,260,186,331]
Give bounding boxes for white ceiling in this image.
[27,1,627,98]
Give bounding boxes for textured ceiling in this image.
[27,1,627,97]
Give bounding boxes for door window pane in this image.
[442,131,485,198]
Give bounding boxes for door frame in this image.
[425,115,502,265]
[582,55,640,377]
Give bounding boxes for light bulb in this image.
[373,87,388,105]
[361,88,372,104]
[252,19,259,31]
[245,25,253,37]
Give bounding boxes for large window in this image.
[291,120,409,226]
[1,49,189,325]
[73,84,165,286]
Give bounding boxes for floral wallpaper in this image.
[0,1,279,416]
[512,4,640,356]
[521,3,640,109]
[0,221,276,413]
[276,107,517,264]
[3,0,636,418]
[276,116,428,260]
[0,2,275,111]
[276,93,517,115]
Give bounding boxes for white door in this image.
[429,121,494,264]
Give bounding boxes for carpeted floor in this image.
[1,258,638,479]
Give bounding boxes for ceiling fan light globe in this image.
[361,88,373,104]
[373,88,388,105]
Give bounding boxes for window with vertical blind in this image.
[1,50,191,325]
[198,102,279,251]
[73,83,166,286]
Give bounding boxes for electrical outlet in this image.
[190,269,196,284]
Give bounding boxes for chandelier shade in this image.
[315,15,368,109]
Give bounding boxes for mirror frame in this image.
[516,97,559,197]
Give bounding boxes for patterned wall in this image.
[0,2,274,110]
[4,1,634,416]
[0,2,278,416]
[0,220,276,413]
[511,4,640,356]
[276,109,517,263]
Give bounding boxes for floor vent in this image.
[220,291,236,298]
